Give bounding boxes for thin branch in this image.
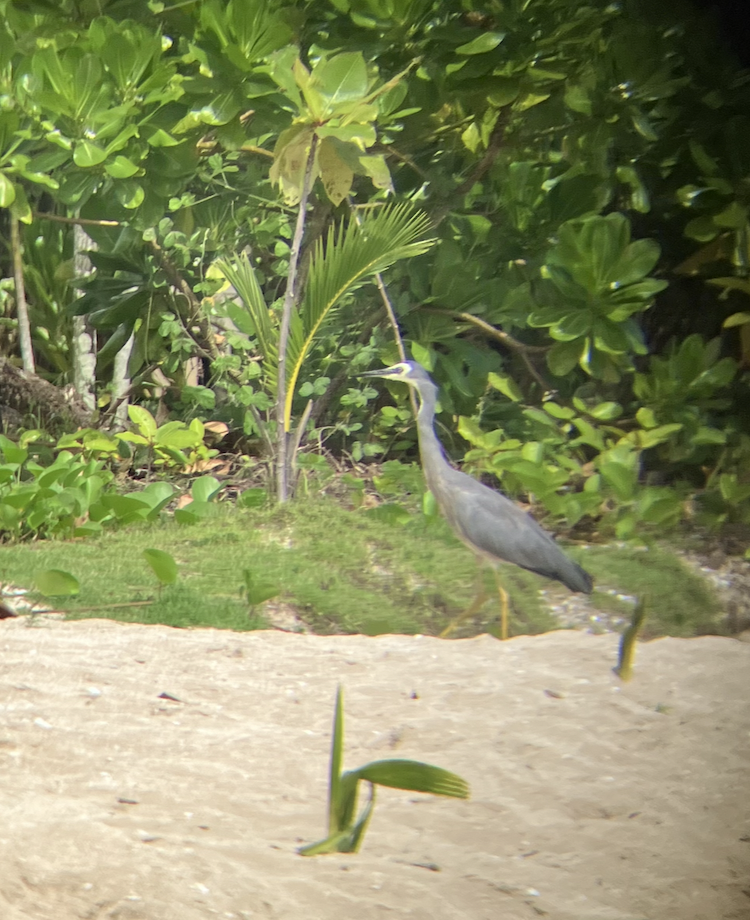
[276,132,319,503]
[424,306,550,390]
[33,212,121,228]
[423,307,549,353]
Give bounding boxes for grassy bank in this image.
[0,497,723,638]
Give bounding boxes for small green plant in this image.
[143,548,178,594]
[299,686,469,856]
[239,568,280,612]
[34,569,80,598]
[614,597,648,682]
[174,475,223,523]
[118,406,216,472]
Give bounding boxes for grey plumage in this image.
[360,361,593,595]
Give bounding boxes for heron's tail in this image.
[562,561,594,595]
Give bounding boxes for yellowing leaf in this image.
[269,124,315,205]
[318,137,353,206]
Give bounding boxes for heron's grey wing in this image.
[442,471,593,594]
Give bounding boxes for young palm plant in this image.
[299,685,469,856]
[216,203,435,490]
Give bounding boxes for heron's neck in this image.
[414,382,450,481]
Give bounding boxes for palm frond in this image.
[215,254,278,382]
[284,204,435,429]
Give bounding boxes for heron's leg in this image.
[492,569,510,641]
[440,561,489,639]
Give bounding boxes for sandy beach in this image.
[1,618,748,920]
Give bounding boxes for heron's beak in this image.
[357,365,402,379]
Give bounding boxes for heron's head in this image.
[358,360,434,388]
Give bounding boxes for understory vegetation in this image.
[0,0,747,637]
[2,493,723,639]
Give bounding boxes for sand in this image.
[0,618,748,920]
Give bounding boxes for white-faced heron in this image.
[360,361,594,638]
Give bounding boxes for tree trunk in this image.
[112,331,135,428]
[72,224,97,411]
[275,133,318,503]
[9,217,35,374]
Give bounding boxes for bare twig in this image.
[423,307,549,353]
[33,212,121,228]
[423,307,550,390]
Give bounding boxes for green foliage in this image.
[0,0,747,527]
[299,686,469,856]
[0,432,177,541]
[34,569,79,598]
[457,330,747,537]
[217,203,435,432]
[266,49,398,206]
[530,213,666,382]
[239,568,280,610]
[143,548,178,587]
[58,411,219,474]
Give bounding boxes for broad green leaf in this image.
[636,407,657,429]
[241,570,280,606]
[238,487,268,508]
[104,155,139,178]
[724,311,750,328]
[138,481,175,513]
[357,154,393,192]
[564,84,592,115]
[600,461,637,501]
[128,405,157,438]
[314,52,368,107]
[192,475,222,503]
[455,32,505,55]
[73,141,108,168]
[143,548,178,586]
[353,760,470,798]
[146,128,179,147]
[101,494,151,520]
[114,180,145,209]
[269,123,315,204]
[0,173,16,207]
[543,402,576,420]
[35,569,80,597]
[155,424,202,450]
[588,401,622,421]
[487,372,523,402]
[713,201,747,229]
[625,423,682,449]
[547,339,584,376]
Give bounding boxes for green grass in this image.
[0,497,724,638]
